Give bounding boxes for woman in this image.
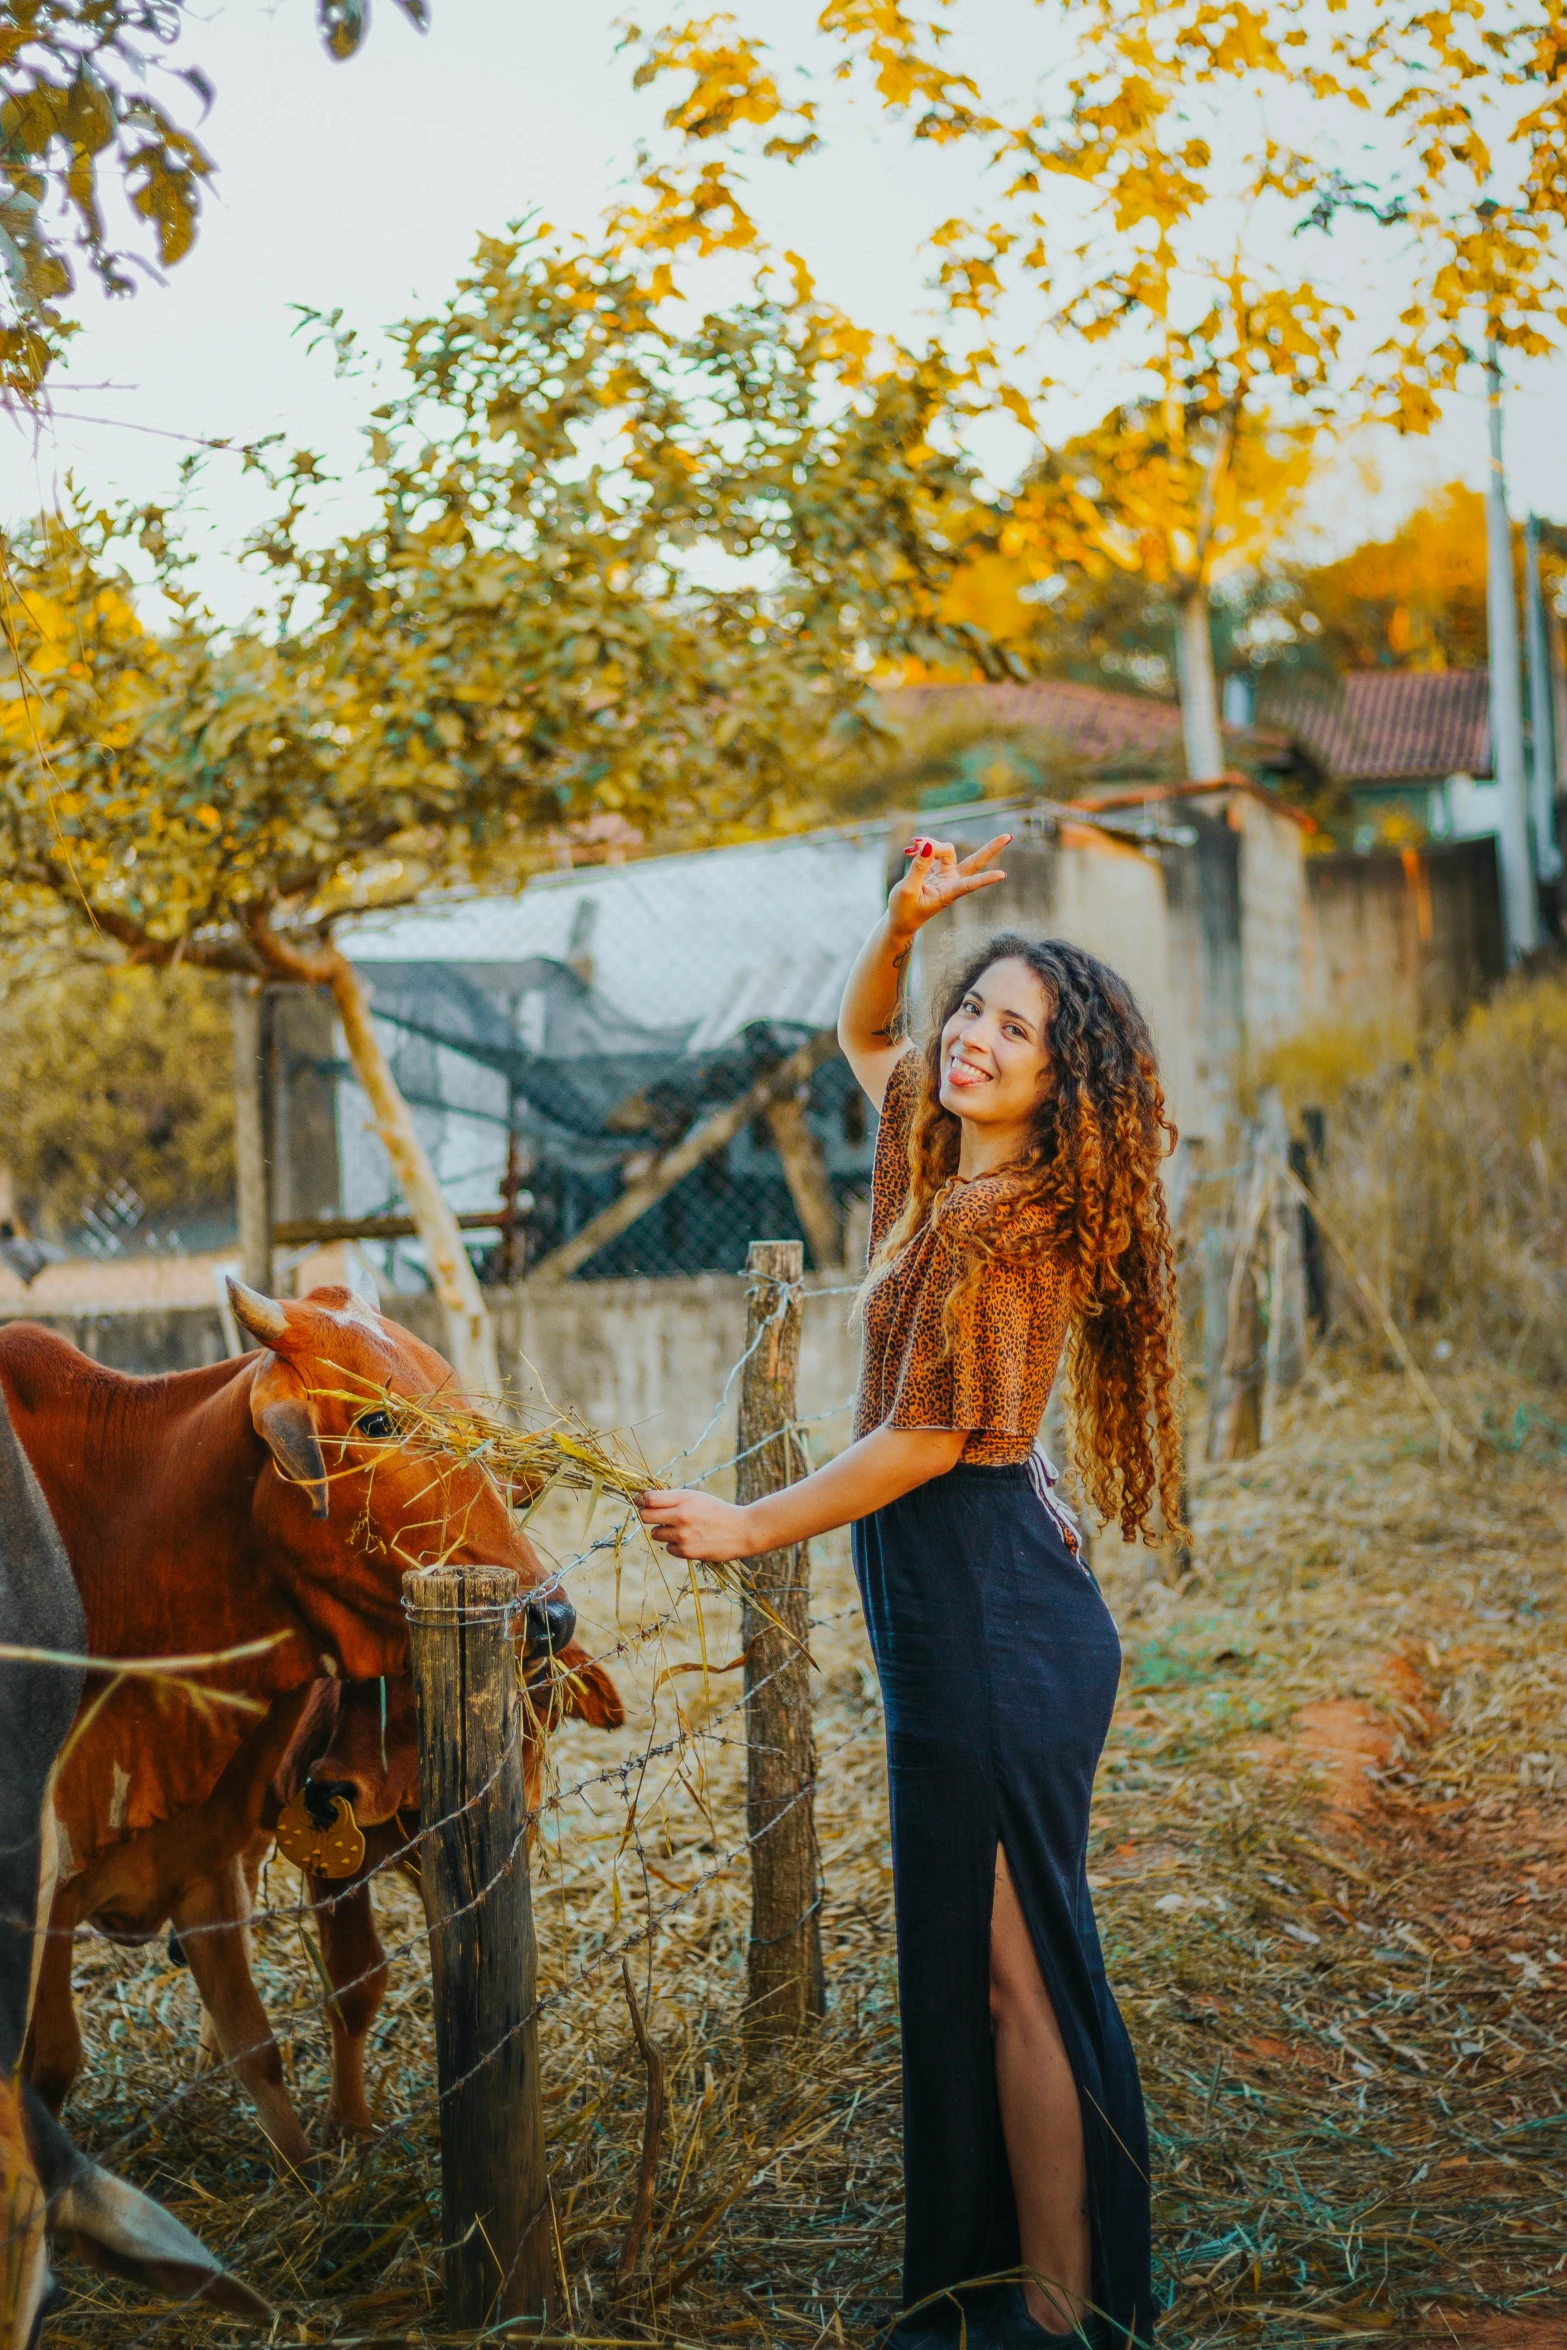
[638,834,1182,2349]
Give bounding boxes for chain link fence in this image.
[329,827,895,1288]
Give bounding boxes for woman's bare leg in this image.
[990,1846,1091,2334]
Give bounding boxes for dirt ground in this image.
[42,1356,1567,2348]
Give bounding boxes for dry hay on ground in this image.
[40,1358,1567,2349]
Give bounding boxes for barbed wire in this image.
[0,1375,862,1953]
[8,1295,869,2335]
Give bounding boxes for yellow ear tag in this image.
[275,1790,366,1881]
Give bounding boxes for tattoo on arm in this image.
[891,944,910,973]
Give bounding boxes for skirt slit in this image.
[852,1461,1155,2348]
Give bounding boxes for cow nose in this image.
[304,1777,358,1831]
[522,1594,575,1659]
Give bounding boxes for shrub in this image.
[1304,974,1567,1380]
[0,964,234,1239]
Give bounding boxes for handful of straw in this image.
[331,1381,758,1601]
[387,1388,655,1515]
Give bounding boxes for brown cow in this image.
[0,1372,267,2342]
[164,1646,618,2145]
[4,1280,620,2173]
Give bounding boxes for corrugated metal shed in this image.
[346,824,890,1046]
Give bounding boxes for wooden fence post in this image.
[1208,1125,1268,1463]
[737,1240,825,2042]
[404,1565,554,2330]
[1258,1088,1307,1440]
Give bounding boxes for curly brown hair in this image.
[871,932,1184,1543]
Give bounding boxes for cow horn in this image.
[227,1277,290,1347]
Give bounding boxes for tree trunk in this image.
[251,929,501,1396]
[765,1094,843,1269]
[1174,583,1225,782]
[323,954,502,1397]
[230,977,273,1294]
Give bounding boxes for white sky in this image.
[4,0,1564,621]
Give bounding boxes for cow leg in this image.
[171,1863,313,2176]
[191,1832,270,2076]
[23,1899,82,2117]
[312,1876,386,2139]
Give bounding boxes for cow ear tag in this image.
[275,1792,366,1880]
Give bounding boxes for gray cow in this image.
[0,1387,265,2346]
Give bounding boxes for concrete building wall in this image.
[0,1274,864,1477]
[1236,795,1309,1051]
[1065,782,1309,1141]
[1302,837,1505,1032]
[0,1303,233,1375]
[1156,815,1243,1145]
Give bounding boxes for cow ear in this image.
[555,1645,624,1730]
[250,1356,329,1520]
[50,2156,271,2320]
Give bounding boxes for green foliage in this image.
[0,0,425,401]
[623,3,1567,422]
[316,0,427,64]
[0,229,1009,974]
[0,960,233,1235]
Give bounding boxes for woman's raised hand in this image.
[887,835,1010,937]
[838,829,1012,1106]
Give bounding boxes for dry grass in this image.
[39,1353,1567,2350]
[1248,971,1567,1384]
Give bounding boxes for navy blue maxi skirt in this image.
[852,1463,1155,2348]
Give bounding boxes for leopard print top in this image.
[852,1051,1073,1466]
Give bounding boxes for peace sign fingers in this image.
[954,833,1012,880]
[889,833,1012,934]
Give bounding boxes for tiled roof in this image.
[1260,670,1492,785]
[1070,777,1317,830]
[887,679,1188,769]
[886,678,1290,776]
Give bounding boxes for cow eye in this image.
[354,1409,396,1441]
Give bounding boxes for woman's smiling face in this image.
[938,955,1053,1132]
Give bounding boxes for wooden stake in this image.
[528,1032,839,1286]
[765,1092,844,1269]
[404,1565,553,2331]
[737,1240,825,2041]
[614,1959,666,2294]
[1209,1131,1269,1463]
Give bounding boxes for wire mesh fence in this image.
[326,834,891,1290]
[8,1266,880,2346]
[14,1239,1567,2347]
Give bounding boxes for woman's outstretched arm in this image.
[837,833,1012,1110]
[637,1424,966,1560]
